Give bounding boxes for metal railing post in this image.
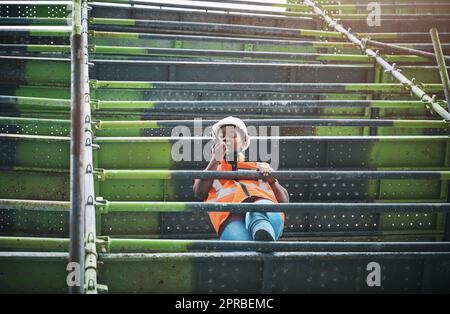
[69,0,86,294]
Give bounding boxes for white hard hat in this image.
[211,116,250,151]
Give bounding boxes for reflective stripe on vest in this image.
[244,180,274,196]
[207,179,275,203]
[206,180,238,202]
[257,179,274,195]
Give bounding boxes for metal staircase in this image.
[1,0,450,293]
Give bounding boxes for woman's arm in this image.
[268,180,290,203]
[193,158,220,200]
[257,162,290,203]
[192,142,226,200]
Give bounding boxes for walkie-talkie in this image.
[225,149,251,199]
[225,150,239,170]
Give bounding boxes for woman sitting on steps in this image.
[193,116,289,241]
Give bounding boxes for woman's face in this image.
[220,125,243,153]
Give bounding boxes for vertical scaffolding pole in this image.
[82,0,104,294]
[431,28,450,112]
[69,0,85,294]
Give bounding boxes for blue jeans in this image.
[219,199,284,241]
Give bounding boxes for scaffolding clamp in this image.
[85,128,94,139]
[89,79,98,89]
[85,233,98,260]
[93,168,106,181]
[402,82,411,92]
[360,37,368,50]
[384,63,401,74]
[85,279,108,294]
[95,197,109,214]
[328,20,337,28]
[422,95,438,115]
[415,80,424,89]
[93,120,103,130]
[91,99,100,110]
[84,232,107,294]
[96,236,111,253]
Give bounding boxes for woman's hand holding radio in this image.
[211,141,227,162]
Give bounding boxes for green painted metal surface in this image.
[1,0,450,293]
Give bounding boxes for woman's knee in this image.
[266,212,284,239]
[219,218,252,241]
[245,211,284,240]
[245,211,268,230]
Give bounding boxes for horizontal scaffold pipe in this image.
[88,31,450,52]
[94,169,450,181]
[97,252,450,262]
[1,27,445,44]
[91,0,450,21]
[104,238,450,253]
[0,1,71,4]
[322,2,450,10]
[88,45,429,63]
[89,30,356,47]
[1,44,430,63]
[0,252,68,261]
[1,133,447,143]
[94,118,449,129]
[0,116,70,125]
[0,17,70,26]
[91,80,446,94]
[1,81,440,94]
[4,95,446,111]
[89,17,345,39]
[91,0,316,18]
[93,99,445,110]
[87,31,450,51]
[2,116,448,130]
[3,165,450,175]
[357,32,450,42]
[95,201,450,214]
[2,236,450,253]
[2,251,448,262]
[89,17,450,41]
[0,55,70,62]
[0,95,70,109]
[0,133,70,142]
[362,39,450,63]
[0,44,71,54]
[88,30,342,46]
[329,13,450,20]
[90,59,450,77]
[92,0,450,11]
[0,199,70,211]
[94,135,450,143]
[0,236,69,252]
[304,0,450,121]
[91,58,445,69]
[3,199,450,214]
[0,28,71,37]
[93,0,298,9]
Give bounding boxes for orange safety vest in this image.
[204,161,285,235]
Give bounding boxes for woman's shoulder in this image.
[238,161,258,169]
